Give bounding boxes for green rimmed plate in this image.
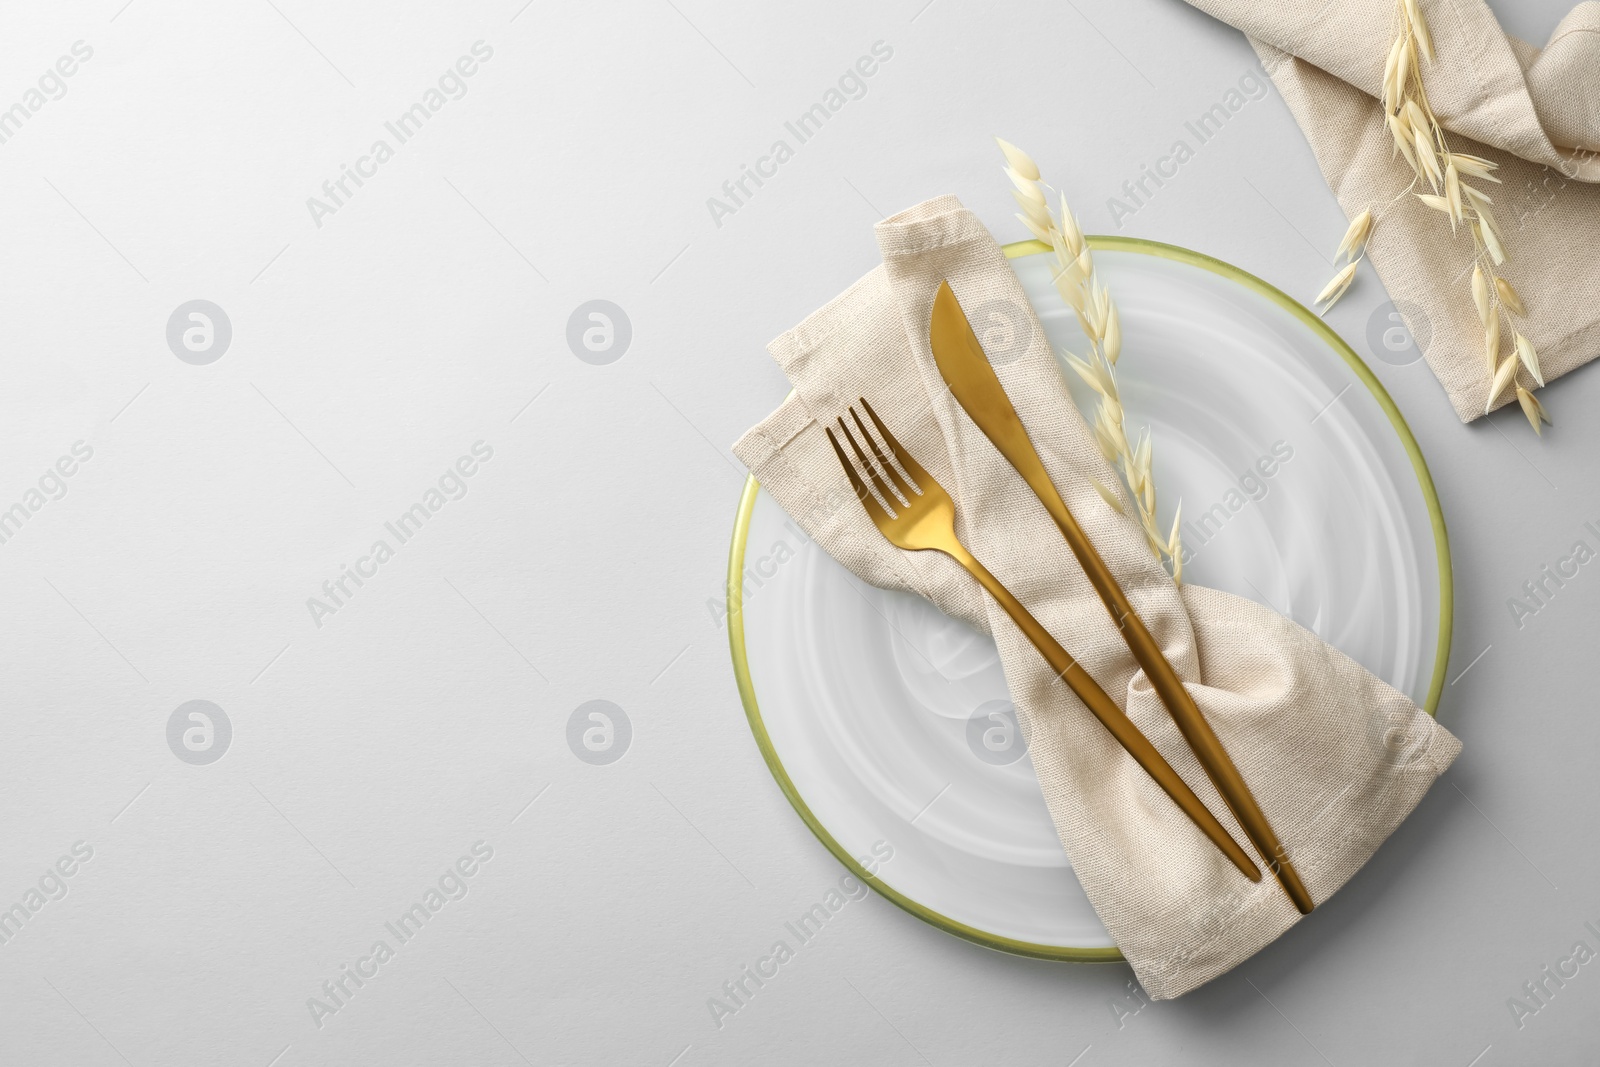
[728,237,1451,961]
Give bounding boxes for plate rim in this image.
[727,235,1454,963]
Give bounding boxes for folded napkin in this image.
[1180,0,1600,421]
[734,195,1461,999]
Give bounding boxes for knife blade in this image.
[928,281,1069,522]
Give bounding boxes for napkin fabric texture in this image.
[733,195,1461,1000]
[1181,0,1600,422]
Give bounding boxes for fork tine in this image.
[859,398,936,490]
[825,426,891,524]
[837,416,900,510]
[849,406,917,500]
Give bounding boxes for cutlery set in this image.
[827,280,1313,915]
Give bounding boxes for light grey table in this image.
[0,1,1592,1064]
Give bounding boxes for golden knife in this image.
[928,279,1314,914]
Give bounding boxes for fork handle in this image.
[943,543,1262,884]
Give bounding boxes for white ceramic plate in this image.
[728,238,1450,960]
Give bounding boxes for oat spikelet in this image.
[1315,261,1359,309]
[1318,211,1373,314]
[1166,503,1184,585]
[996,137,1183,581]
[1373,0,1549,432]
[1515,333,1545,387]
[995,138,1040,182]
[1091,479,1125,514]
[1335,209,1373,261]
[1486,354,1518,412]
[1495,277,1526,316]
[1516,385,1552,433]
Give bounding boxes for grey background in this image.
[0,0,1594,1064]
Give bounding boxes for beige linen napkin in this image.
[1180,0,1600,421]
[734,195,1461,1000]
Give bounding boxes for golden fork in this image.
[826,399,1262,884]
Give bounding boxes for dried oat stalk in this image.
[997,137,1184,582]
[1341,0,1551,432]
